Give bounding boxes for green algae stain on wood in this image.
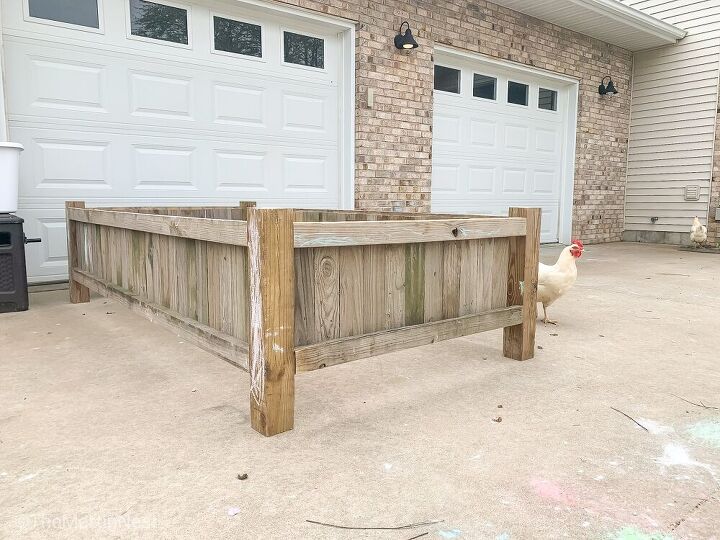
[404,243,425,326]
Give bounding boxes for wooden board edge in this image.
[72,268,249,371]
[293,218,527,247]
[295,305,522,372]
[67,208,249,247]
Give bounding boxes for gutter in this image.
[572,0,687,44]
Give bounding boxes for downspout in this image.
[621,52,635,241]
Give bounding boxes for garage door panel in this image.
[133,144,197,191]
[432,163,461,193]
[433,113,462,144]
[4,0,348,281]
[8,39,339,143]
[504,124,530,150]
[432,55,570,243]
[214,149,269,193]
[467,166,496,194]
[15,129,339,201]
[129,71,194,120]
[16,208,70,283]
[469,119,497,148]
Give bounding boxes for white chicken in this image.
[537,240,584,325]
[690,216,707,248]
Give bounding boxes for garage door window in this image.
[27,0,100,29]
[213,16,262,58]
[473,74,496,100]
[539,88,558,111]
[129,0,189,45]
[507,81,528,106]
[283,31,324,68]
[434,65,460,94]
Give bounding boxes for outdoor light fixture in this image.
[598,76,618,96]
[394,21,418,50]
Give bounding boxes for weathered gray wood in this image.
[404,243,425,326]
[293,217,527,247]
[67,207,249,246]
[504,208,541,361]
[294,249,317,346]
[423,242,444,323]
[72,268,248,369]
[384,244,405,329]
[296,306,523,372]
[314,248,341,341]
[66,201,91,303]
[338,246,364,338]
[459,240,479,316]
[442,242,460,319]
[490,239,509,309]
[362,244,386,334]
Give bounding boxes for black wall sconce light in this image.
[394,21,418,50]
[598,76,618,96]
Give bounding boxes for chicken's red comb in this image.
[571,239,584,248]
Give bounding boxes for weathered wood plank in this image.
[459,240,479,316]
[72,268,248,369]
[67,207,249,245]
[195,240,209,325]
[404,243,425,326]
[294,249,317,347]
[490,239,509,309]
[362,244,386,334]
[66,201,91,303]
[296,306,523,372]
[207,243,233,335]
[231,246,248,341]
[314,248,341,341]
[441,242,460,319]
[293,209,495,221]
[293,217,527,247]
[247,208,295,437]
[479,239,493,312]
[338,246,364,338]
[384,244,405,329]
[423,242,444,323]
[503,208,541,361]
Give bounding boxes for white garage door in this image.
[1,0,351,282]
[431,53,577,243]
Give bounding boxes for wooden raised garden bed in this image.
[66,201,541,436]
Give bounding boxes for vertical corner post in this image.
[247,208,296,436]
[66,201,90,304]
[238,201,257,221]
[503,207,541,360]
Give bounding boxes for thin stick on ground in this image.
[306,519,443,531]
[408,533,429,540]
[670,393,719,410]
[610,406,649,432]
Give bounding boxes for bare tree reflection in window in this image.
[130,0,188,45]
[284,32,324,68]
[214,16,261,57]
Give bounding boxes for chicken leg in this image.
[542,304,557,325]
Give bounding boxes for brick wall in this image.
[278,0,633,242]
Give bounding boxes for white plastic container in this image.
[0,142,24,213]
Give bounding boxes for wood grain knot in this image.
[318,256,336,278]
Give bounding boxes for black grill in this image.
[0,214,39,313]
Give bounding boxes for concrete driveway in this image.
[1,242,719,539]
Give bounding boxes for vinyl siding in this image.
[622,0,720,233]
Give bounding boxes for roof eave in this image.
[576,0,687,46]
